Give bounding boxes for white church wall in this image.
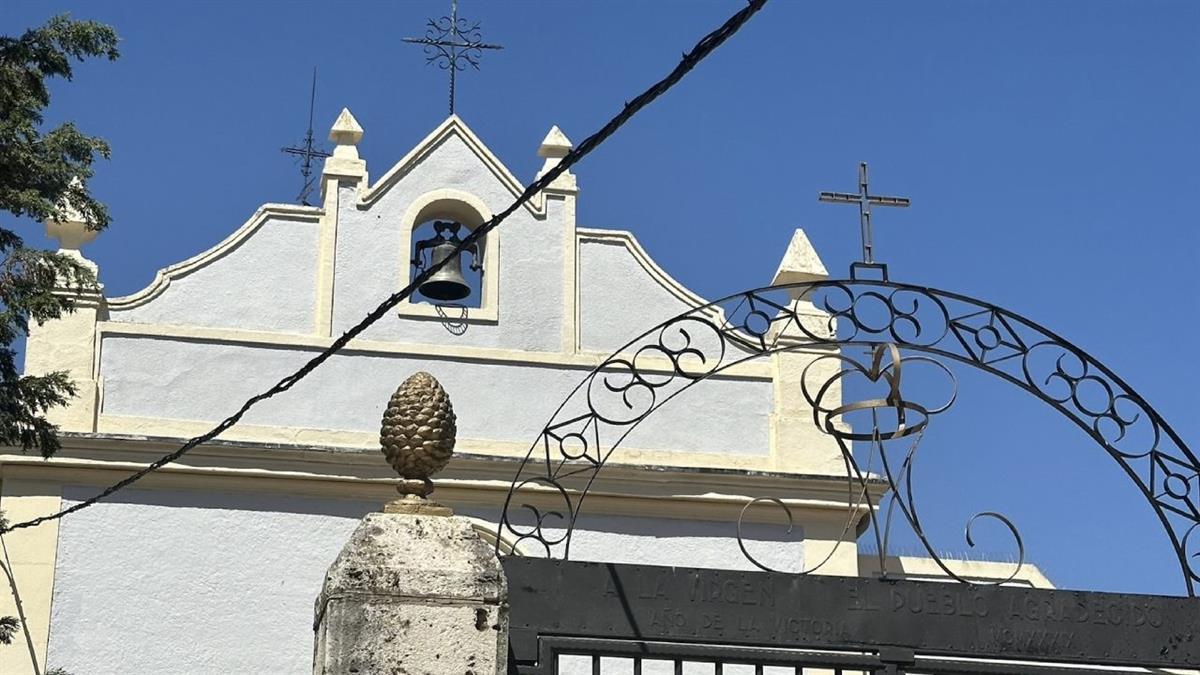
[45,488,807,675]
[332,154,565,351]
[107,209,321,335]
[579,234,707,353]
[97,335,772,455]
[545,514,804,571]
[46,487,375,675]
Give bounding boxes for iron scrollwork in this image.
[496,280,1200,595]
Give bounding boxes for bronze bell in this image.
[412,221,481,303]
[421,239,471,301]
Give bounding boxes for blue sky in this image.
[6,1,1198,595]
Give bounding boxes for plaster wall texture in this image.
[331,134,564,351]
[46,488,377,675]
[579,237,702,353]
[98,335,772,455]
[108,214,320,334]
[46,489,807,674]
[537,513,804,572]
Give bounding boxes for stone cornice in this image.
[0,432,885,526]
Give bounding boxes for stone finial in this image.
[323,107,368,189]
[380,372,457,515]
[772,228,829,287]
[329,107,364,151]
[45,179,100,277]
[536,124,577,192]
[537,125,572,159]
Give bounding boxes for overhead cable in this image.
[1,0,769,534]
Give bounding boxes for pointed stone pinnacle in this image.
[538,125,573,158]
[772,228,829,286]
[329,108,364,145]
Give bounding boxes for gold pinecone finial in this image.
[380,372,457,515]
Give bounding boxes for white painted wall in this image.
[579,237,699,353]
[98,335,771,455]
[331,134,565,352]
[90,120,780,458]
[46,488,804,675]
[46,488,376,675]
[108,214,321,335]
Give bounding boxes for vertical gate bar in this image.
[715,662,723,675]
[674,659,683,675]
[592,654,600,675]
[755,665,764,675]
[634,657,642,675]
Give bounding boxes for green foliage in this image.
[0,615,18,645]
[0,15,118,458]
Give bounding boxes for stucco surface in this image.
[98,335,772,455]
[46,488,377,675]
[547,513,805,572]
[108,214,320,334]
[579,238,702,353]
[332,134,564,351]
[46,490,805,674]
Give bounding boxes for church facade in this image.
[4,113,1041,675]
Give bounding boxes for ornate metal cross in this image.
[403,0,503,115]
[280,68,331,206]
[819,162,910,272]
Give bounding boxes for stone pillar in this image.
[25,194,104,433]
[312,511,508,674]
[314,371,507,674]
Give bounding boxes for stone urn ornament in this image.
[379,371,457,516]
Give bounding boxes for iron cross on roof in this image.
[819,162,910,280]
[280,67,332,206]
[403,0,503,116]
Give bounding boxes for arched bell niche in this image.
[397,188,499,321]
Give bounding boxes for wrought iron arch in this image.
[497,279,1200,595]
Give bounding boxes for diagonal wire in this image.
[2,0,769,534]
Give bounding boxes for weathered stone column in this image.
[314,372,508,674]
[312,511,507,674]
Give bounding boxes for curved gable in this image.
[107,205,322,335]
[577,228,714,352]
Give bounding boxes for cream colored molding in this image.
[0,479,63,675]
[0,434,883,525]
[578,228,711,312]
[395,188,500,322]
[93,320,777,379]
[92,413,790,473]
[858,555,1054,589]
[576,228,836,356]
[106,204,323,311]
[561,194,580,354]
[359,115,545,217]
[25,297,103,433]
[314,177,341,336]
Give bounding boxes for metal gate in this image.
[496,263,1200,674]
[505,557,1199,674]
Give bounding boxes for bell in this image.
[419,239,472,302]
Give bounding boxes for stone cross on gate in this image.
[403,0,504,115]
[819,162,910,278]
